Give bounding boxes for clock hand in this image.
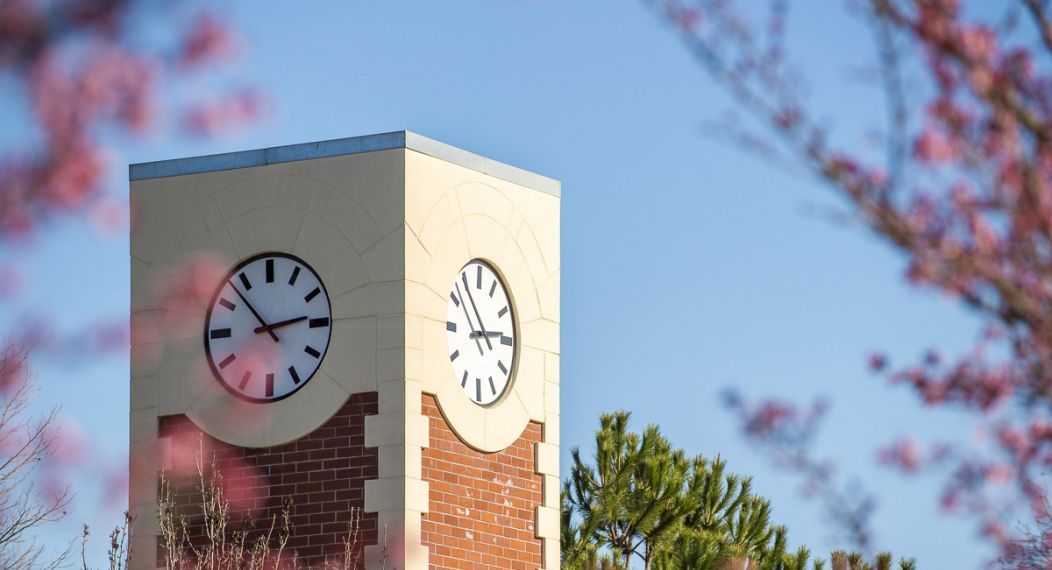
[461,273,493,351]
[469,331,503,339]
[228,281,280,342]
[254,315,308,334]
[454,282,485,356]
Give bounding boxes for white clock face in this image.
[204,253,332,403]
[446,260,516,406]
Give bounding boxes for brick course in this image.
[156,392,379,568]
[420,395,543,569]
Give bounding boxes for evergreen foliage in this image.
[562,411,918,570]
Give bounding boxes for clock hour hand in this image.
[254,315,307,334]
[461,273,493,350]
[468,331,503,339]
[228,281,279,342]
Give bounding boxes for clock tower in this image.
[129,132,561,569]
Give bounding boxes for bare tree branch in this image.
[0,345,71,568]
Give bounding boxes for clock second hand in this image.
[228,281,279,342]
[454,283,484,356]
[461,273,493,351]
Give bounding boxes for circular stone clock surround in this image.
[413,179,555,454]
[142,168,395,449]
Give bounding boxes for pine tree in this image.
[564,412,692,568]
[563,411,921,570]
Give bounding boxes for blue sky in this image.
[4,1,994,566]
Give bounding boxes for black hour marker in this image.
[489,280,497,298]
[488,376,496,395]
[239,370,252,390]
[304,345,321,358]
[476,265,482,289]
[498,360,507,375]
[304,287,321,302]
[265,373,274,398]
[209,328,231,339]
[309,317,330,328]
[498,306,508,318]
[450,350,460,362]
[219,298,236,311]
[500,335,513,346]
[239,272,252,291]
[266,259,274,283]
[218,354,236,369]
[450,292,460,307]
[461,371,468,387]
[289,365,301,384]
[475,378,482,402]
[446,321,457,332]
[289,266,301,286]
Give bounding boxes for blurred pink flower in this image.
[985,463,1013,485]
[160,251,232,317]
[0,265,22,300]
[161,423,211,477]
[879,438,921,474]
[182,88,266,136]
[49,416,90,465]
[914,127,957,163]
[90,196,127,237]
[179,13,238,69]
[217,457,267,515]
[101,467,129,508]
[959,25,997,61]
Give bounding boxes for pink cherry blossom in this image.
[878,438,922,474]
[960,25,997,62]
[649,0,1052,559]
[867,352,888,372]
[723,391,874,550]
[48,416,90,465]
[915,127,957,163]
[182,88,266,136]
[179,13,238,69]
[0,0,266,530]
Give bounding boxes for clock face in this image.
[204,252,332,403]
[446,260,516,406]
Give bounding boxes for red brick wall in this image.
[156,392,379,568]
[420,395,543,569]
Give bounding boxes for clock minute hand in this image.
[461,273,493,350]
[228,281,279,342]
[254,315,307,334]
[454,283,485,356]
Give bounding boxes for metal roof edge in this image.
[129,130,560,197]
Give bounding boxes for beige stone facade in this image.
[129,132,560,569]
